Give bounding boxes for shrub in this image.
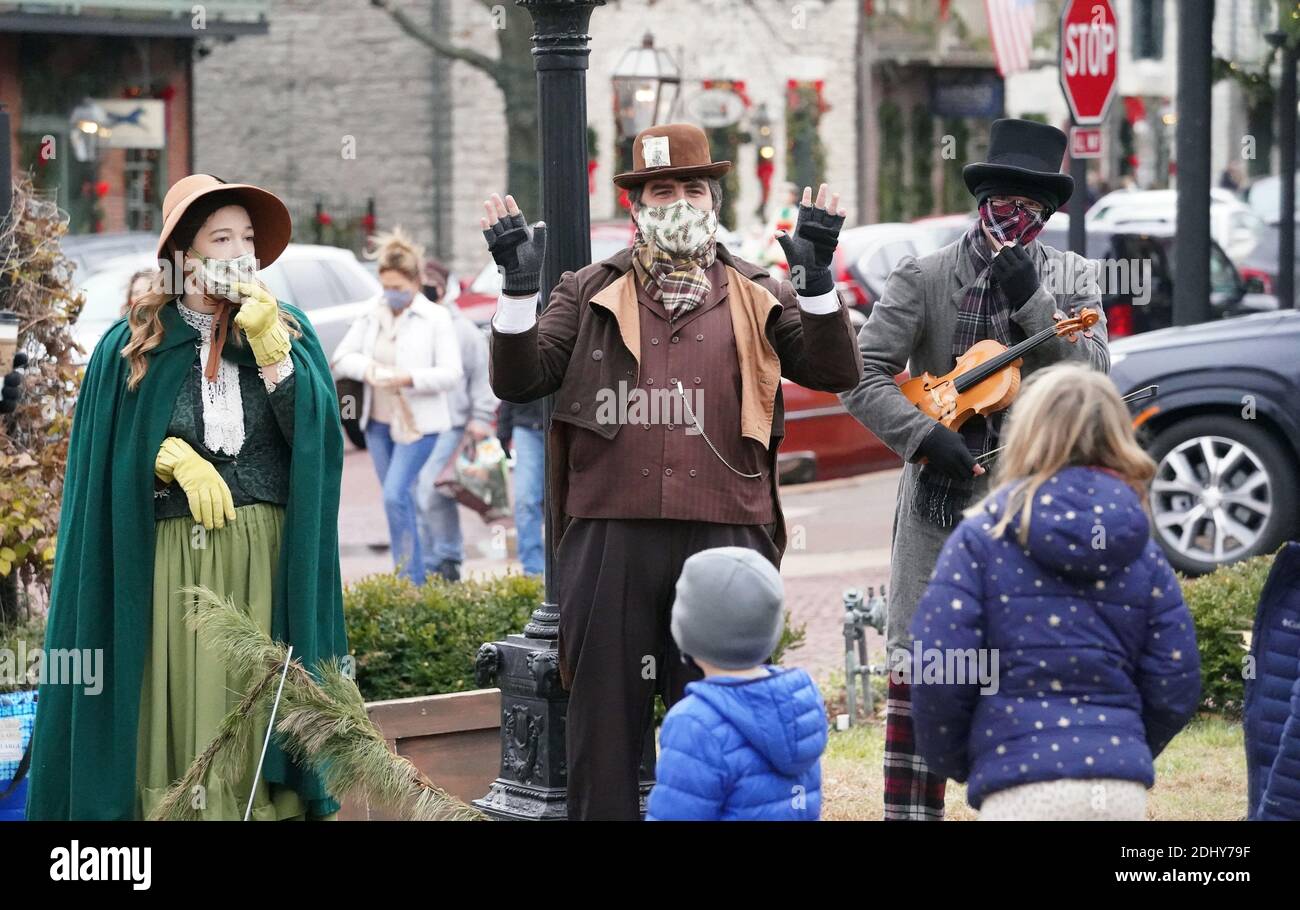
[1180,553,1273,717]
[0,612,47,694]
[344,574,808,705]
[344,572,541,702]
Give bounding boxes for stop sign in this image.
[1059,0,1118,126]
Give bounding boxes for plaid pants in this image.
[883,679,946,821]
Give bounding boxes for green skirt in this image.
[136,502,325,821]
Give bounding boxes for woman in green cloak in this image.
[26,174,349,820]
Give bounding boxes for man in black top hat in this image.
[840,118,1110,820]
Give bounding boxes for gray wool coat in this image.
[838,236,1110,658]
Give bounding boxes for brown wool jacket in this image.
[489,244,864,555]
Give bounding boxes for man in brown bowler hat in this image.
[480,123,864,820]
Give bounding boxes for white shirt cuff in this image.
[492,293,540,334]
[796,289,842,315]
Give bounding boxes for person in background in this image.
[415,257,497,582]
[123,268,158,316]
[332,230,463,584]
[497,398,544,577]
[646,547,827,821]
[908,364,1200,821]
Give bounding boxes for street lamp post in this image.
[1268,27,1297,311]
[612,33,681,177]
[1173,0,1212,327]
[473,0,605,822]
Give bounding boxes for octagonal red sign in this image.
[1059,0,1119,126]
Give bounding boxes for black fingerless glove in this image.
[776,204,844,297]
[483,213,547,297]
[917,422,977,480]
[990,242,1040,308]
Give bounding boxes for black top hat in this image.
[963,118,1074,211]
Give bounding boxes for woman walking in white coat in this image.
[332,229,462,583]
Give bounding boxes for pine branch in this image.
[152,587,485,821]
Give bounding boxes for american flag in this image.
[985,0,1037,77]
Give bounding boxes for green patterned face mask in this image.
[189,249,258,303]
[634,198,718,258]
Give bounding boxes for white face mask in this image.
[634,198,718,258]
[190,250,259,303]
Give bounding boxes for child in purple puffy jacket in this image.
[909,364,1201,820]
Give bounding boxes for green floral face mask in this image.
[189,249,258,303]
[634,198,718,258]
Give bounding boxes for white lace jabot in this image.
[177,301,245,456]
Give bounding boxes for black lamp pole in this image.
[474,0,604,822]
[1173,0,1213,327]
[1269,24,1297,311]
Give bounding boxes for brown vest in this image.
[562,260,776,526]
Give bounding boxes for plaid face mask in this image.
[979,198,1047,246]
[190,250,259,303]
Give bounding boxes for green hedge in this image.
[0,613,46,694]
[1181,553,1273,717]
[344,573,541,702]
[344,572,808,704]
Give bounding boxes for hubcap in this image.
[1150,434,1272,565]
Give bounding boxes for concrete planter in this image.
[336,688,500,820]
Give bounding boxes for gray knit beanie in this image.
[670,547,785,670]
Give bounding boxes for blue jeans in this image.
[512,426,545,577]
[365,420,439,584]
[416,426,466,571]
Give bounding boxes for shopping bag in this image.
[435,434,511,523]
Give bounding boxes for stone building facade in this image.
[194,0,871,276]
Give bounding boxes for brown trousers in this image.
[556,517,780,820]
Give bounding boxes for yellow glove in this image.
[155,436,237,530]
[231,281,292,367]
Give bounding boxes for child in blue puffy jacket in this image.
[646,547,827,821]
[909,364,1201,820]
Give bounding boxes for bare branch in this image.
[369,0,503,81]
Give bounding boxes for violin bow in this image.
[974,384,1159,467]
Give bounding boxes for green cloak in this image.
[26,302,349,819]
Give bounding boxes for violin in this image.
[900,308,1100,433]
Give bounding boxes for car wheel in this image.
[1147,415,1298,574]
[343,417,367,450]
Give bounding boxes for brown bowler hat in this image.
[612,123,731,189]
[155,174,293,266]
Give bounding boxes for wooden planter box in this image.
[336,688,501,820]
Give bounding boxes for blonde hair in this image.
[120,261,300,392]
[974,363,1155,546]
[368,227,424,283]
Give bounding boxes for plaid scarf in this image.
[912,221,1021,527]
[631,232,717,321]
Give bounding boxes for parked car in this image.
[777,380,901,483]
[73,243,381,447]
[844,222,952,310]
[1086,187,1267,263]
[59,231,157,279]
[1108,311,1300,574]
[1246,174,1300,225]
[1034,221,1275,338]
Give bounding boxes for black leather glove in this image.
[917,422,978,481]
[990,242,1040,308]
[1,351,28,415]
[483,211,547,297]
[775,203,844,297]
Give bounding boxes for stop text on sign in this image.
[1062,20,1117,78]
